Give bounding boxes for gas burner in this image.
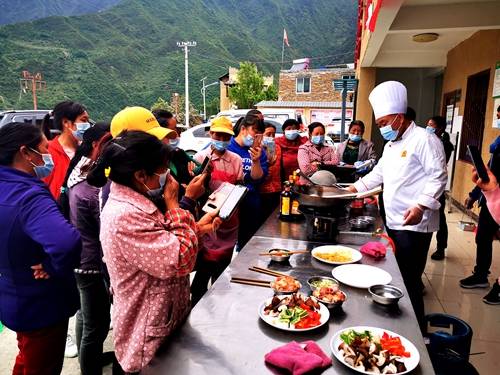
[299,205,349,242]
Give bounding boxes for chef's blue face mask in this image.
[144,170,169,200]
[29,148,55,179]
[426,126,436,134]
[379,115,401,141]
[285,129,299,141]
[211,139,229,152]
[72,122,91,141]
[311,135,325,145]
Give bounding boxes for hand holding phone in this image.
[467,145,489,183]
[253,134,263,148]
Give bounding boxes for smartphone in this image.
[253,134,263,148]
[194,156,210,175]
[467,145,489,182]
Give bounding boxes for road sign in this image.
[333,79,358,92]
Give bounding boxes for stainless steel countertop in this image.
[144,209,435,375]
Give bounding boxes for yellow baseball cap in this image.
[210,116,234,136]
[110,106,175,140]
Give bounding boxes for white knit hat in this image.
[369,81,408,120]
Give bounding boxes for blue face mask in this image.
[379,115,401,141]
[212,139,229,152]
[426,126,436,134]
[144,171,169,200]
[72,122,91,141]
[263,136,275,147]
[243,134,254,147]
[169,138,180,147]
[311,135,325,145]
[285,129,299,140]
[29,148,55,179]
[349,134,362,142]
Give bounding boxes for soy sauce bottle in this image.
[280,181,293,221]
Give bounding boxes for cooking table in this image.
[144,208,435,375]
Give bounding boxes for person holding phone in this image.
[228,111,268,249]
[87,131,220,373]
[460,131,500,289]
[297,122,339,184]
[191,117,243,304]
[470,165,500,304]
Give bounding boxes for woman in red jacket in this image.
[41,101,90,200]
[275,119,307,180]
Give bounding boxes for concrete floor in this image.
[1,206,499,374]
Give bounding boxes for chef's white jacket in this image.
[353,122,447,233]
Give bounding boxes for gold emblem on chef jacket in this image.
[401,150,407,158]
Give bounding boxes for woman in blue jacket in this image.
[0,122,81,375]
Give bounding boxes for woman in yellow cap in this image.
[190,116,243,305]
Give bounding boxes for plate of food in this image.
[330,326,420,374]
[332,264,392,288]
[270,275,301,294]
[259,293,330,332]
[311,245,362,265]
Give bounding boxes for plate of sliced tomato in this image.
[259,293,330,332]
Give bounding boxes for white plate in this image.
[330,326,420,374]
[332,264,392,288]
[258,295,330,332]
[311,245,363,265]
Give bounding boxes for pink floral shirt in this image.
[100,183,198,372]
[298,141,339,184]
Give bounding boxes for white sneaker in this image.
[64,334,78,358]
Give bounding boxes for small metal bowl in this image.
[313,290,347,309]
[268,249,291,263]
[307,276,339,291]
[349,217,371,230]
[369,284,404,305]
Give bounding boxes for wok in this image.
[292,184,357,208]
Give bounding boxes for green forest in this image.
[0,0,356,120]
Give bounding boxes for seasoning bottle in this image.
[289,171,303,221]
[279,181,292,221]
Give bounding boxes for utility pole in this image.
[200,77,219,121]
[172,92,179,119]
[176,41,196,127]
[20,70,46,110]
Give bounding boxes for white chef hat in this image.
[369,81,407,120]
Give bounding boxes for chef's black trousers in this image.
[386,228,432,332]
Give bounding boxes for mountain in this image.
[0,0,123,25]
[0,0,357,120]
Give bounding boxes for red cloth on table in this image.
[265,340,332,375]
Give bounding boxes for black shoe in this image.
[459,274,489,289]
[483,282,500,305]
[431,249,445,261]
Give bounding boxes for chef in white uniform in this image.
[348,81,447,330]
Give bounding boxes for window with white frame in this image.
[296,77,311,93]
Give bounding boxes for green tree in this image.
[206,97,220,118]
[228,62,276,109]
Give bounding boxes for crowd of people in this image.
[1,89,499,374]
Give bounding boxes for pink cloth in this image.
[360,241,387,259]
[298,141,339,184]
[100,183,198,372]
[483,186,500,225]
[265,341,332,375]
[194,147,243,262]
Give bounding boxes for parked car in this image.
[0,109,50,129]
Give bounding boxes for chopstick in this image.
[230,277,271,288]
[249,266,288,278]
[258,250,309,256]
